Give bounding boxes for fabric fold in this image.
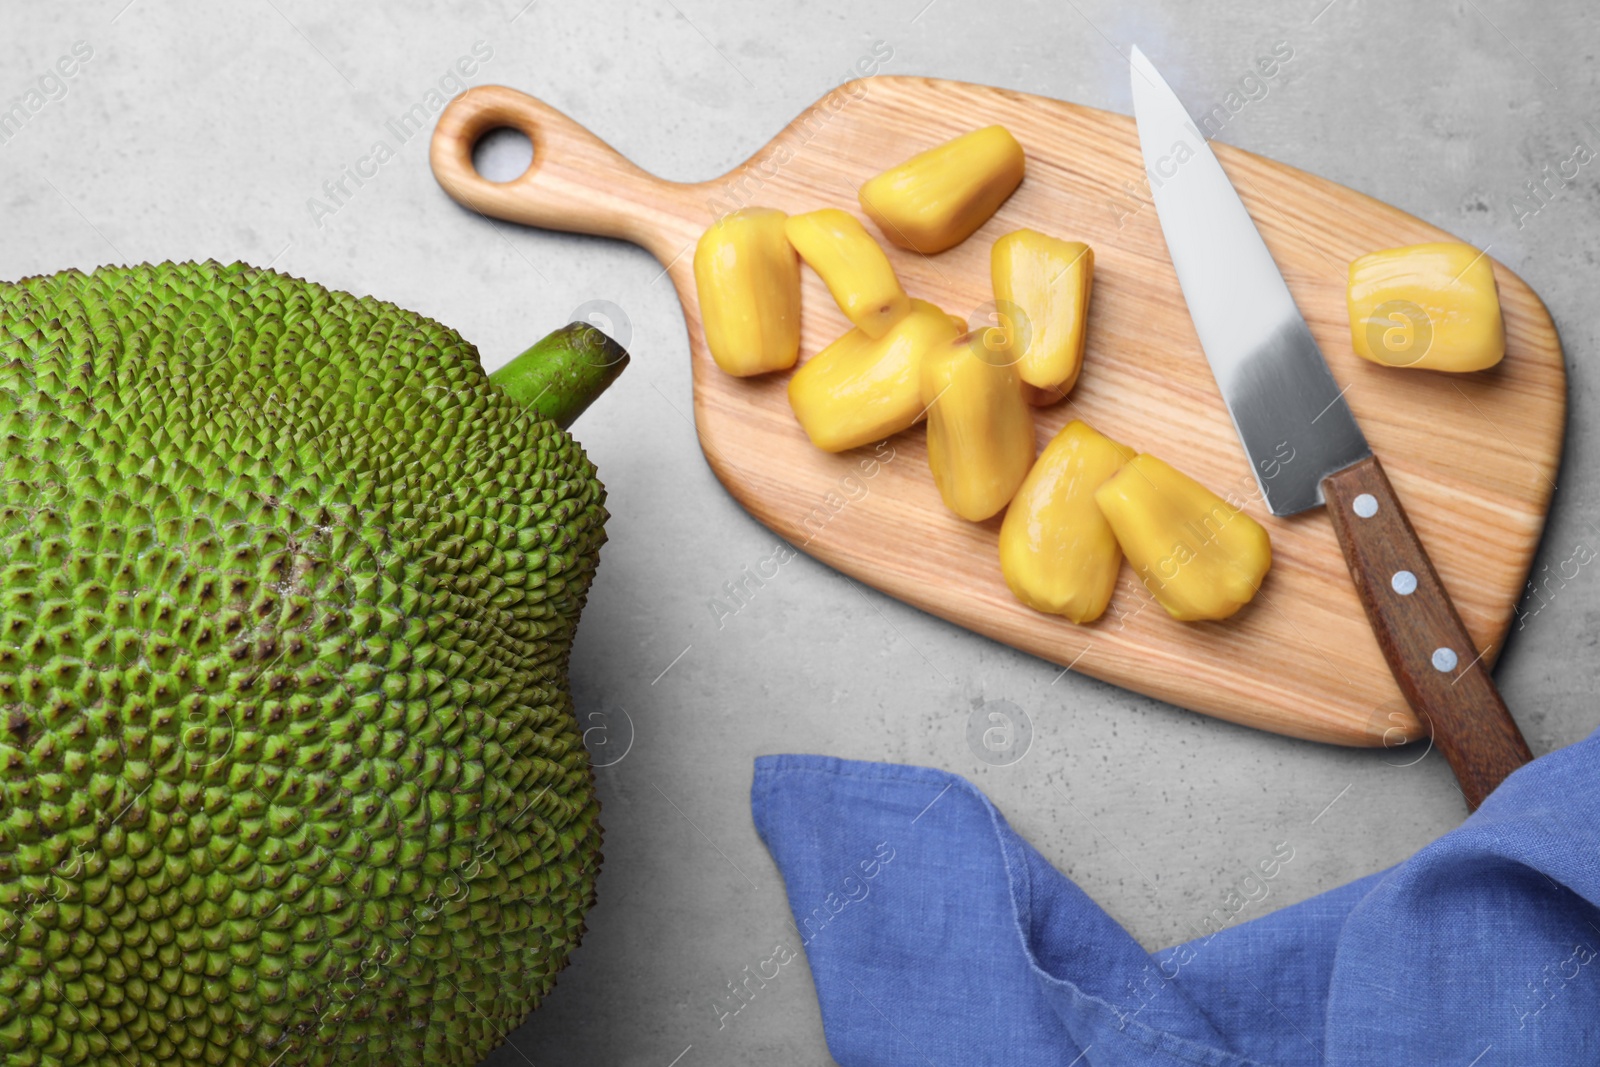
[752,727,1600,1066]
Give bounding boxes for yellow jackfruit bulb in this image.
[858,125,1026,254]
[694,207,802,376]
[785,208,912,339]
[990,229,1093,402]
[999,421,1134,623]
[1093,454,1272,622]
[1347,242,1505,372]
[788,299,961,452]
[919,332,1035,521]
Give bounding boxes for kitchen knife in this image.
[1129,46,1532,809]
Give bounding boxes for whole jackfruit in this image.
[0,261,612,1066]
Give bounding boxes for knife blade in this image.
[1129,46,1367,517]
[1129,45,1532,809]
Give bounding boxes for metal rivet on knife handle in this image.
[1321,455,1533,810]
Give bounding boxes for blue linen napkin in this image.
[752,731,1600,1066]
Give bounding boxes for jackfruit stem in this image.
[490,322,630,429]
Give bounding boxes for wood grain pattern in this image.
[1322,456,1533,806]
[431,78,1566,747]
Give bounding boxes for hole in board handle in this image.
[471,126,535,184]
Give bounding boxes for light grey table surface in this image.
[2,1,1595,1063]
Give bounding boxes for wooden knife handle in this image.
[1322,455,1532,809]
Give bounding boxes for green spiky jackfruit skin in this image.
[0,261,605,1066]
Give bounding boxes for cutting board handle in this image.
[430,85,696,263]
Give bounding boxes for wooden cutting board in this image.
[431,77,1565,747]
